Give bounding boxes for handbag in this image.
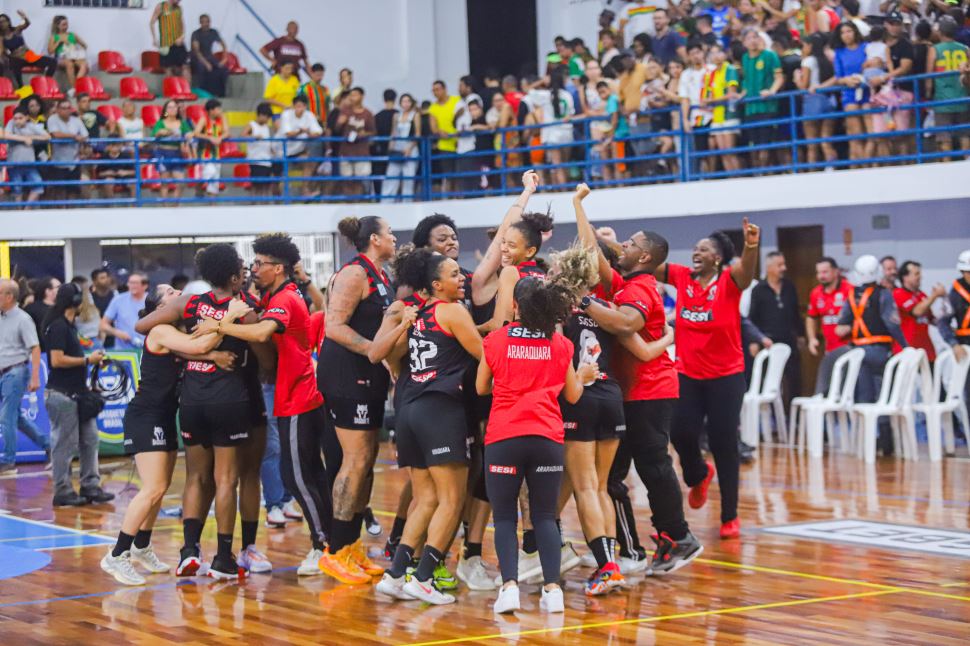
[73,389,105,423]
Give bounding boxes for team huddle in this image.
[100,170,763,615]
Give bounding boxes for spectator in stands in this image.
[927,15,970,159]
[700,0,736,44]
[381,93,421,202]
[834,21,872,163]
[190,13,229,98]
[749,251,805,407]
[455,76,483,193]
[428,80,460,194]
[0,11,57,88]
[804,0,840,35]
[644,59,677,174]
[694,14,720,49]
[243,102,279,199]
[76,93,111,156]
[467,98,495,190]
[895,260,946,362]
[299,63,331,127]
[114,100,145,142]
[193,99,227,197]
[558,38,586,81]
[741,27,783,169]
[278,94,324,197]
[96,140,135,198]
[150,0,189,80]
[598,8,620,48]
[601,79,627,180]
[100,272,148,350]
[3,108,49,204]
[530,67,575,188]
[264,60,301,115]
[616,50,650,174]
[24,277,60,341]
[335,87,376,197]
[46,98,88,203]
[333,68,354,105]
[880,255,898,290]
[373,89,399,196]
[260,20,309,76]
[680,41,714,175]
[938,250,970,363]
[707,43,742,174]
[796,32,838,170]
[631,33,654,67]
[479,69,502,112]
[151,99,193,200]
[652,9,687,66]
[89,269,116,318]
[619,0,662,41]
[600,29,621,70]
[48,15,88,94]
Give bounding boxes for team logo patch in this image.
[267,307,286,315]
[535,465,563,473]
[152,426,167,446]
[354,404,370,426]
[489,464,517,475]
[431,447,450,456]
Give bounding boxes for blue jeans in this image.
[1,364,49,466]
[260,384,292,509]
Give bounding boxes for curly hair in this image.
[708,231,736,266]
[253,232,301,272]
[513,277,574,338]
[509,208,555,254]
[195,243,243,288]
[412,213,457,249]
[550,242,599,301]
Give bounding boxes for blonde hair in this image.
[77,287,99,323]
[550,241,599,301]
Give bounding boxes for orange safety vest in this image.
[849,286,893,346]
[953,280,970,337]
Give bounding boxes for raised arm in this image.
[135,293,191,335]
[730,217,760,291]
[572,182,614,292]
[367,301,414,364]
[325,264,372,356]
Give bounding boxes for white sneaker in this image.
[130,544,170,573]
[239,545,273,573]
[540,586,565,613]
[297,548,324,576]
[560,542,581,575]
[457,556,496,591]
[580,552,598,568]
[403,578,456,605]
[493,583,520,614]
[365,512,383,537]
[282,499,303,520]
[101,550,146,586]
[376,572,414,600]
[618,555,649,576]
[265,506,287,528]
[494,550,543,586]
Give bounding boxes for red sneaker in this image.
[688,462,715,509]
[719,518,741,539]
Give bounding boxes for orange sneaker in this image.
[317,545,371,584]
[719,518,741,539]
[688,462,715,510]
[350,540,384,577]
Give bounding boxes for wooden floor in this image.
[0,445,968,645]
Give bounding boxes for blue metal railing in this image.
[1,70,967,209]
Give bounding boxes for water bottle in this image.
[27,392,38,418]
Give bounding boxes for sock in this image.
[389,516,406,545]
[330,518,357,553]
[112,531,135,557]
[414,545,444,582]
[241,520,258,550]
[608,538,617,563]
[587,536,611,569]
[523,529,537,554]
[463,542,483,560]
[311,534,326,552]
[352,512,364,541]
[182,518,203,553]
[389,543,414,578]
[556,519,566,547]
[133,529,152,550]
[217,533,233,560]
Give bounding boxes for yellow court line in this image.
[941,582,968,588]
[899,589,970,603]
[403,589,900,646]
[695,558,897,590]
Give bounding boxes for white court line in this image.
[0,513,115,542]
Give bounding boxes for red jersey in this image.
[807,280,853,352]
[484,323,573,445]
[592,268,625,301]
[894,287,936,362]
[666,264,744,380]
[308,311,325,353]
[260,281,324,417]
[612,272,679,401]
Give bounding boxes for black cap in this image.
[886,10,904,23]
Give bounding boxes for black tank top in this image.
[180,291,251,406]
[126,344,180,413]
[517,260,545,280]
[472,261,545,326]
[563,297,623,400]
[401,300,476,404]
[319,254,394,399]
[392,292,427,411]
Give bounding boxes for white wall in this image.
[536,0,603,66]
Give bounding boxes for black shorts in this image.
[561,393,626,442]
[179,402,252,448]
[326,396,386,431]
[48,166,81,193]
[396,393,472,469]
[743,113,778,147]
[160,44,188,68]
[250,164,275,178]
[123,405,178,454]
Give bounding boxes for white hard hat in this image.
[854,254,882,284]
[958,249,970,272]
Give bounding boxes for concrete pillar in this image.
[64,238,102,281]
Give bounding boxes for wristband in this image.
[579,295,592,311]
[745,242,759,249]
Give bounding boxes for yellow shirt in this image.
[428,96,460,152]
[264,74,301,114]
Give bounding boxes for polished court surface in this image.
[1,445,968,645]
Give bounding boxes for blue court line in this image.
[0,565,301,608]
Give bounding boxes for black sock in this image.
[389,543,414,578]
[390,516,406,544]
[241,520,258,550]
[312,535,326,551]
[352,512,364,540]
[330,518,357,552]
[182,518,202,552]
[588,536,611,569]
[523,529,537,554]
[414,545,443,582]
[608,538,617,563]
[217,533,233,560]
[463,542,483,560]
[113,531,135,557]
[133,529,152,550]
[556,519,565,547]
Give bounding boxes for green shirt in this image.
[741,49,780,116]
[568,54,585,78]
[151,118,192,149]
[932,41,969,114]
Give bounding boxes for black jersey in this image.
[401,301,476,405]
[180,291,251,406]
[563,297,622,400]
[319,254,394,399]
[517,260,546,280]
[126,344,180,414]
[392,292,428,411]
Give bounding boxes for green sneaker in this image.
[433,561,458,591]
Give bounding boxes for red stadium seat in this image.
[3,104,14,125]
[141,51,163,74]
[141,163,162,191]
[219,140,245,159]
[214,51,247,75]
[141,104,162,129]
[97,50,133,74]
[162,77,197,100]
[120,76,155,101]
[0,77,17,100]
[97,104,123,122]
[75,77,112,101]
[30,76,64,100]
[232,163,252,190]
[183,104,205,125]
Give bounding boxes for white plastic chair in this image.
[851,348,923,464]
[794,348,865,457]
[741,343,791,447]
[913,349,970,461]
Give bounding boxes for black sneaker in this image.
[648,531,703,576]
[208,554,247,581]
[81,488,116,504]
[53,492,89,507]
[383,538,400,561]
